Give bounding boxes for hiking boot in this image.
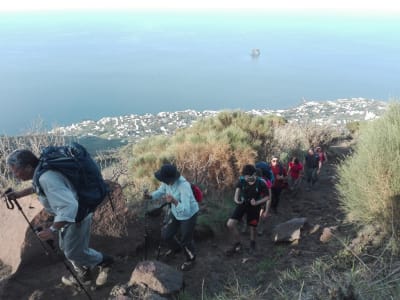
[225,242,242,257]
[95,254,114,286]
[62,268,92,287]
[180,259,195,271]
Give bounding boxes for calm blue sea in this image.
[0,11,399,135]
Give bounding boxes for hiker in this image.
[270,155,288,214]
[240,162,273,235]
[304,148,322,190]
[5,149,114,287]
[287,157,303,193]
[144,163,199,271]
[315,146,328,169]
[225,164,269,255]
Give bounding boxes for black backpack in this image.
[239,176,263,202]
[33,142,110,222]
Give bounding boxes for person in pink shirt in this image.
[288,157,303,193]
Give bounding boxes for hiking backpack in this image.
[191,183,203,203]
[33,142,110,222]
[239,176,265,202]
[255,161,275,184]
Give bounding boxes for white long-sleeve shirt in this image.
[37,170,79,223]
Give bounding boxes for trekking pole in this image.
[143,189,150,261]
[2,189,93,300]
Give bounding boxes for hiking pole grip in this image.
[3,188,15,210]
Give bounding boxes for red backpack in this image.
[191,183,203,203]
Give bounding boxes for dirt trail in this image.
[0,144,352,300]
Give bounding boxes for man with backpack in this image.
[6,147,114,288]
[225,164,269,256]
[144,163,199,271]
[304,148,322,191]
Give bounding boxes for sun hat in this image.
[154,164,180,184]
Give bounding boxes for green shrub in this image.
[336,103,400,233]
[122,111,286,203]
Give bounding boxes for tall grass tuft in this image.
[336,102,400,234]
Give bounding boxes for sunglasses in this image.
[271,159,278,162]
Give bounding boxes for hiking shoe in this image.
[95,254,114,286]
[225,242,242,257]
[180,260,195,271]
[96,268,110,286]
[62,268,92,287]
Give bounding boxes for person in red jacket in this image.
[270,155,287,214]
[288,157,303,193]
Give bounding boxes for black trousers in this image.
[161,212,198,261]
[271,187,283,211]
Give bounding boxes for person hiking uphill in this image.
[144,163,199,271]
[225,164,269,256]
[304,148,322,191]
[287,156,303,193]
[270,155,287,214]
[5,149,114,287]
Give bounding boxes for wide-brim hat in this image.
[154,164,180,184]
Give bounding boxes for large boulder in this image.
[272,217,308,242]
[128,260,183,295]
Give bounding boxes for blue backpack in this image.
[255,161,275,184]
[33,142,110,222]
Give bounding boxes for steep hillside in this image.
[0,142,356,299]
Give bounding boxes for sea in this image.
[0,10,399,135]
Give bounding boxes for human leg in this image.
[246,205,260,253]
[60,214,103,269]
[178,213,198,270]
[161,214,181,254]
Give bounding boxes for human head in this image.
[308,148,314,155]
[241,164,257,184]
[292,157,299,164]
[6,149,38,181]
[154,164,180,185]
[315,146,321,152]
[271,155,279,166]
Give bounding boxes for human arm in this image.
[263,190,272,216]
[4,186,35,201]
[317,160,322,174]
[234,187,242,204]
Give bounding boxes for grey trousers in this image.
[59,213,103,270]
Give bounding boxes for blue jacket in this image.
[151,176,199,220]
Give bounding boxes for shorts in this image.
[230,203,261,227]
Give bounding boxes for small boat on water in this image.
[251,48,261,58]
